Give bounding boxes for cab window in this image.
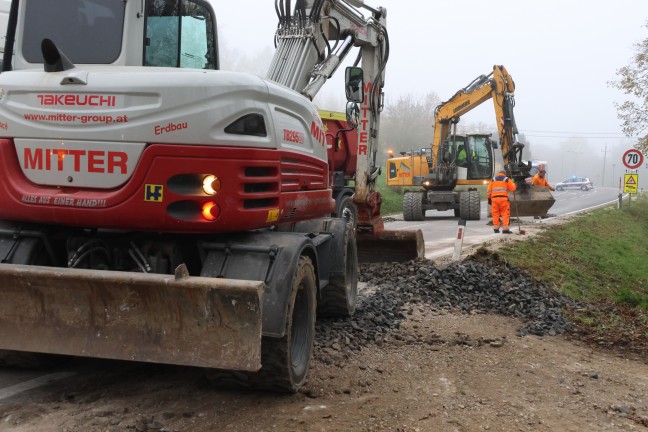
[145,0,218,69]
[23,0,126,64]
[465,135,493,180]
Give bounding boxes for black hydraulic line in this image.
[328,16,341,51]
[299,0,307,26]
[309,0,318,20]
[319,22,331,59]
[69,247,111,269]
[275,0,282,21]
[370,24,389,114]
[286,0,291,23]
[279,0,286,25]
[352,50,362,67]
[129,241,152,273]
[310,0,324,21]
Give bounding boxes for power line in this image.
[520,130,630,136]
[523,134,631,139]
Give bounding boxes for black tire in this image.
[0,229,61,369]
[0,351,62,369]
[250,256,316,392]
[318,226,358,318]
[556,186,563,191]
[581,185,588,191]
[336,195,358,228]
[403,191,424,221]
[459,190,481,220]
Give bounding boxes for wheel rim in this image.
[345,236,358,308]
[342,205,356,227]
[290,282,311,378]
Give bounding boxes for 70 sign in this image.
[623,149,644,170]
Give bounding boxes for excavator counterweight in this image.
[0,0,421,392]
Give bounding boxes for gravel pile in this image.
[314,248,579,364]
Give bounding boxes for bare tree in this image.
[610,21,648,154]
[379,92,441,157]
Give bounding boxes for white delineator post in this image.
[452,219,466,261]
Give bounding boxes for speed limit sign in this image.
[623,149,644,169]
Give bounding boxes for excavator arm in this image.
[431,65,521,176]
[267,0,423,262]
[430,65,554,216]
[387,65,554,221]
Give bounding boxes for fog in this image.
[211,0,648,190]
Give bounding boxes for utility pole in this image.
[612,163,616,188]
[566,149,583,175]
[601,143,608,188]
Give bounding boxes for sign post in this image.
[452,219,466,262]
[621,149,644,208]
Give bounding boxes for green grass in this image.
[498,196,648,306]
[375,174,404,215]
[497,195,648,351]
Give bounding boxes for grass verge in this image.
[497,195,648,356]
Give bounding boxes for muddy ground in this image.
[0,217,647,432]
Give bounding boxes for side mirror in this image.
[345,101,359,129]
[345,66,364,103]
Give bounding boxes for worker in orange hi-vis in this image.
[531,168,555,191]
[487,170,517,234]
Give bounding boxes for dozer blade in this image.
[0,264,263,371]
[509,185,556,217]
[357,229,425,263]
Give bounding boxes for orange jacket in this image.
[531,174,554,191]
[487,172,516,199]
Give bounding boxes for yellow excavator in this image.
[386,65,555,221]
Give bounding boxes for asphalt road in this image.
[385,186,623,259]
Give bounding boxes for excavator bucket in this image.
[356,229,425,263]
[509,185,556,217]
[0,264,263,371]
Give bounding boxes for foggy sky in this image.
[212,0,648,188]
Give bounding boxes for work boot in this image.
[502,229,512,234]
[493,228,500,233]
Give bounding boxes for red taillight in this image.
[201,202,220,221]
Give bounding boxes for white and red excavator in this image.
[0,0,422,392]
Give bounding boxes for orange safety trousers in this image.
[491,197,511,229]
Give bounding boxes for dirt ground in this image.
[1,215,647,432]
[1,310,647,432]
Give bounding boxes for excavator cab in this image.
[463,134,496,180]
[422,133,495,190]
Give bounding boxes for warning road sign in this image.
[624,173,639,194]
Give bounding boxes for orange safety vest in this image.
[487,172,517,199]
[531,174,553,190]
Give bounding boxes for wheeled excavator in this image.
[386,65,555,221]
[0,0,423,392]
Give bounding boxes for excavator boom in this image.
[387,65,554,220]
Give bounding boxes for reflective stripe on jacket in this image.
[487,174,517,199]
